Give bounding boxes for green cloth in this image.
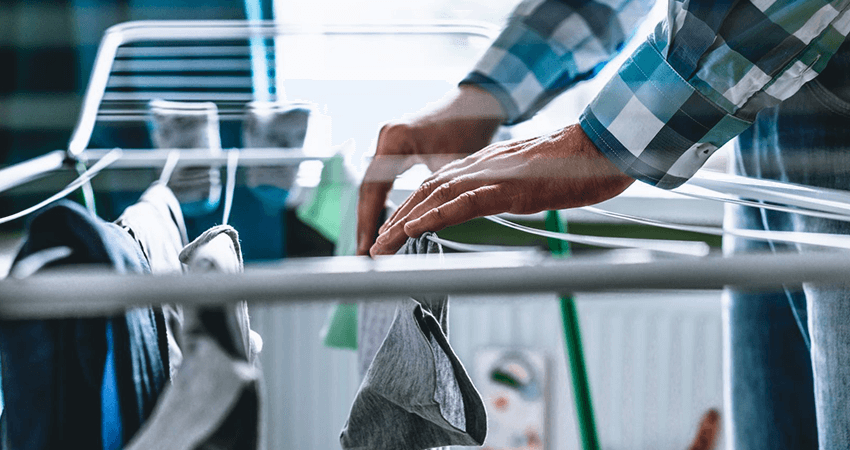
[297,149,359,349]
[296,152,357,252]
[320,303,358,350]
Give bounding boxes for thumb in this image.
[356,181,391,256]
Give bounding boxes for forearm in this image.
[407,85,506,152]
[424,85,507,123]
[461,0,656,125]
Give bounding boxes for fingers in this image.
[405,184,513,237]
[356,178,393,256]
[381,150,493,234]
[357,153,419,255]
[370,182,514,256]
[687,409,721,450]
[380,162,478,236]
[379,177,435,235]
[376,175,483,251]
[356,125,416,256]
[379,134,518,235]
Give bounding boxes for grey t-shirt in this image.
[341,232,487,449]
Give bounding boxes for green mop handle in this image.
[545,210,600,450]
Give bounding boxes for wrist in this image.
[417,86,505,128]
[451,85,508,123]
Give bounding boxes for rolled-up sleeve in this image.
[580,0,850,189]
[461,0,656,125]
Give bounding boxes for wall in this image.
[251,289,724,449]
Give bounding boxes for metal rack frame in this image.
[2,19,850,450]
[0,21,501,196]
[68,20,500,158]
[2,249,849,320]
[1,19,848,320]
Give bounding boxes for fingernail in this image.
[403,220,420,236]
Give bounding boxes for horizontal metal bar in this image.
[80,148,334,168]
[0,151,66,193]
[116,45,257,58]
[97,108,246,122]
[106,21,499,43]
[97,111,245,122]
[674,184,850,223]
[1,250,848,319]
[103,92,255,102]
[111,58,253,72]
[688,171,850,216]
[107,75,254,89]
[692,170,850,202]
[0,146,334,196]
[95,109,241,116]
[486,215,710,256]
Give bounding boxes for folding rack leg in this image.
[545,210,600,450]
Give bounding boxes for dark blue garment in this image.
[0,200,167,449]
[725,38,850,450]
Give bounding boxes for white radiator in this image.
[250,290,724,450]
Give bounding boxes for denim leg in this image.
[723,203,817,450]
[796,215,850,449]
[724,288,818,450]
[805,283,850,448]
[724,290,817,450]
[728,38,850,450]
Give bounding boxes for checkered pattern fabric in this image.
[463,0,850,189]
[462,0,656,124]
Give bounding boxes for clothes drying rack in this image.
[3,20,850,450]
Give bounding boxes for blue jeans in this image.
[725,38,850,450]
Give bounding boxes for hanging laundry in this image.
[298,147,361,350]
[0,200,167,450]
[340,232,487,450]
[358,233,441,376]
[116,182,188,274]
[357,301,396,376]
[296,148,359,253]
[115,182,188,379]
[242,101,311,212]
[148,100,223,217]
[178,226,261,361]
[125,225,262,450]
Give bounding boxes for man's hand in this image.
[370,124,636,256]
[356,86,505,255]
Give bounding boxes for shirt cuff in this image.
[579,39,752,190]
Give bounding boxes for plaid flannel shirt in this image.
[461,0,850,189]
